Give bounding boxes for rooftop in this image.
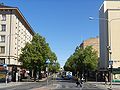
[0,3,16,8]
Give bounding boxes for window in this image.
[0,46,5,54]
[1,24,6,31]
[0,35,5,42]
[0,58,5,64]
[2,14,6,21]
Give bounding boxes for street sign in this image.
[3,64,8,70]
[46,67,48,71]
[109,60,113,65]
[3,64,7,67]
[46,59,50,64]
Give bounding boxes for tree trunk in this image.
[38,67,42,79]
[33,66,37,81]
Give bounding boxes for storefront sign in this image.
[0,67,7,82]
[0,73,6,79]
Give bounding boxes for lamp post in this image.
[89,16,120,89]
[52,60,56,86]
[46,59,50,87]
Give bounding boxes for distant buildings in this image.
[99,0,120,81]
[80,37,99,57]
[0,4,34,71]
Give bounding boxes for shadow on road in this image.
[57,79,76,83]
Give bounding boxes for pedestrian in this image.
[81,77,84,84]
[105,75,108,86]
[76,78,80,87]
[76,78,82,87]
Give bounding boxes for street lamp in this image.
[52,60,56,86]
[46,59,50,86]
[89,16,120,89]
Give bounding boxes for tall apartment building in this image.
[0,4,34,70]
[99,0,120,80]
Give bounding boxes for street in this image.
[0,77,108,90]
[0,82,46,90]
[0,77,52,90]
[51,79,107,90]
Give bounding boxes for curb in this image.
[0,82,35,88]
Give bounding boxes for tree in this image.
[19,33,60,80]
[64,45,98,79]
[64,54,77,72]
[83,46,98,71]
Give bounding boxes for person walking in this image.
[76,77,82,87]
[105,74,108,86]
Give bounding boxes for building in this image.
[80,37,99,57]
[99,0,120,81]
[0,4,34,71]
[80,37,100,81]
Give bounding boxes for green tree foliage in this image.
[83,46,98,70]
[19,33,60,80]
[64,46,98,74]
[19,34,49,68]
[48,52,60,72]
[64,55,75,71]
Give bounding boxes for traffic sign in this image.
[109,60,113,65]
[3,64,7,67]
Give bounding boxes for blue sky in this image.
[1,0,104,67]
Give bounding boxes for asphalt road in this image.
[0,77,52,90]
[0,82,46,90]
[53,79,106,90]
[0,77,107,90]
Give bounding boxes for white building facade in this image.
[99,0,120,81]
[0,5,34,69]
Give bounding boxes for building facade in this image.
[80,37,99,57]
[80,37,100,81]
[0,5,34,70]
[99,0,120,81]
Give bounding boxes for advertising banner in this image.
[0,73,6,79]
[0,66,7,82]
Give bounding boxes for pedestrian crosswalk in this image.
[52,81,107,90]
[52,83,84,89]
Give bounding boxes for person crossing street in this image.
[76,77,82,87]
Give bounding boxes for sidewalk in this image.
[22,77,47,82]
[0,77,47,89]
[87,81,120,90]
[0,82,34,89]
